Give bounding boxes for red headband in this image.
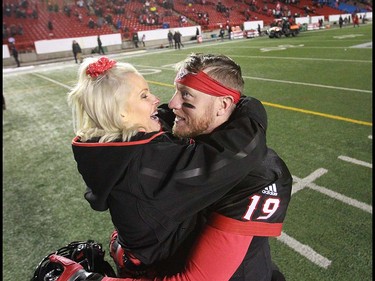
[175,70,241,104]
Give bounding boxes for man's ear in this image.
[217,96,235,116]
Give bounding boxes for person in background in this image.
[8,36,15,45]
[47,19,53,31]
[3,94,6,110]
[132,32,139,48]
[339,15,343,28]
[173,31,182,49]
[167,30,173,48]
[353,13,359,27]
[219,26,225,40]
[97,35,105,54]
[47,54,292,281]
[72,40,83,64]
[89,18,95,28]
[10,43,20,67]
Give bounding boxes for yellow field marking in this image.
[148,81,175,88]
[262,101,372,126]
[151,80,373,127]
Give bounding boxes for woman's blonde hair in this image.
[68,57,142,143]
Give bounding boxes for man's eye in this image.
[181,91,190,98]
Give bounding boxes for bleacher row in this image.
[2,0,367,52]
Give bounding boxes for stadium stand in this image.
[3,0,370,52]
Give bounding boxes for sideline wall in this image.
[3,12,372,65]
[3,25,200,62]
[244,20,264,30]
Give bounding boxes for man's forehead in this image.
[175,82,193,92]
[176,82,212,100]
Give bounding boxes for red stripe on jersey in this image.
[72,131,165,147]
[208,212,283,236]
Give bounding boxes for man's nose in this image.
[168,93,181,110]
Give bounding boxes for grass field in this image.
[3,23,372,281]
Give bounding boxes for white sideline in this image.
[338,155,372,168]
[277,232,332,269]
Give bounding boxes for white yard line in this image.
[277,232,332,269]
[32,73,72,90]
[31,64,370,96]
[308,181,372,214]
[286,167,372,268]
[292,169,372,214]
[291,168,328,195]
[287,169,333,268]
[350,42,372,48]
[338,155,372,169]
[233,54,371,63]
[243,76,372,93]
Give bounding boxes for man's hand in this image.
[109,230,149,278]
[49,255,104,281]
[157,104,175,131]
[109,230,125,269]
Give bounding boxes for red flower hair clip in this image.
[86,57,116,78]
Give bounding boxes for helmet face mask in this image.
[30,240,116,281]
[31,254,63,281]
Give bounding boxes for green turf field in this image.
[3,24,372,281]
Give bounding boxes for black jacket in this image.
[72,97,268,265]
[72,42,81,54]
[11,46,18,57]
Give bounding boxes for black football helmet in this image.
[30,240,116,281]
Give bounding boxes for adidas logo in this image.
[262,183,278,196]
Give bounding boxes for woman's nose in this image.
[151,94,160,105]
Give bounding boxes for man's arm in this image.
[50,226,253,281]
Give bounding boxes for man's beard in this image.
[172,111,215,138]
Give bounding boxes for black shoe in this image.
[271,269,286,281]
[271,262,286,281]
